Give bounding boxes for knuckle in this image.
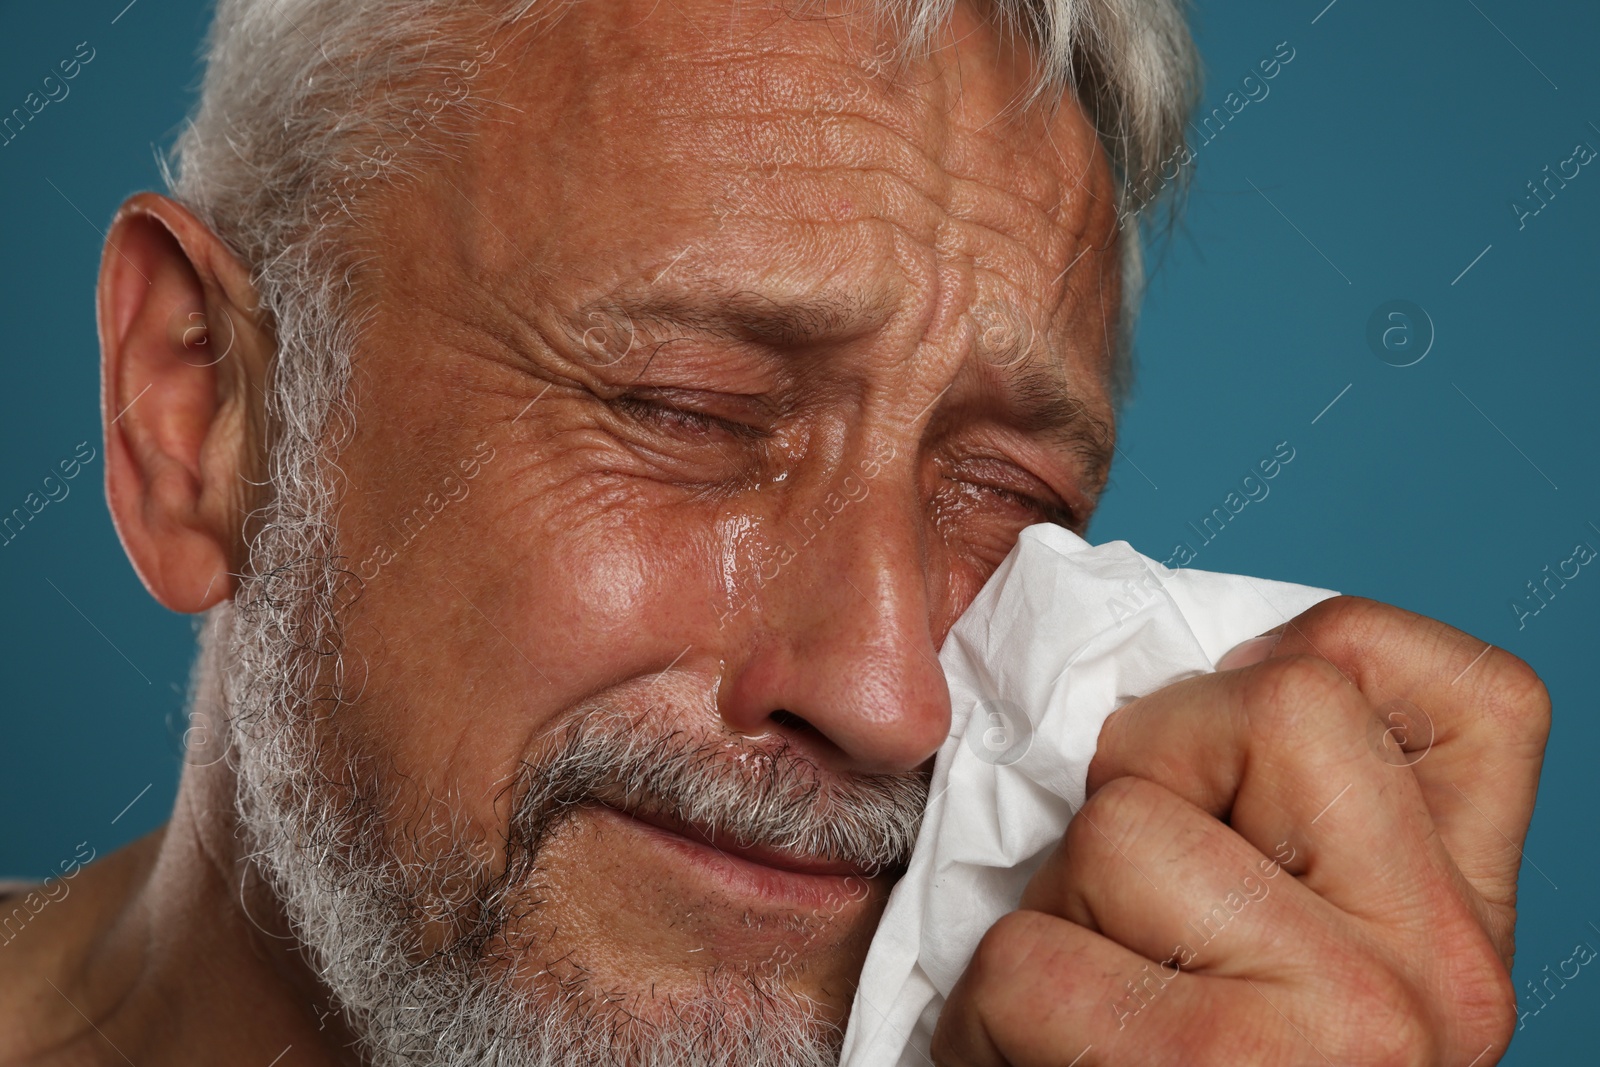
[1467,958,1520,1057]
[966,908,1051,990]
[1365,1002,1434,1067]
[1292,594,1393,645]
[1433,922,1520,1056]
[1320,925,1514,1067]
[1473,647,1552,747]
[1460,964,1518,1060]
[1241,653,1362,739]
[1073,776,1167,855]
[951,909,1092,1057]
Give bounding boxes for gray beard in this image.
[204,461,927,1066]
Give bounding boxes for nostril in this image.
[770,709,816,734]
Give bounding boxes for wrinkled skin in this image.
[318,0,1120,1031]
[0,0,1547,1063]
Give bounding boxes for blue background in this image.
[1,0,1594,1059]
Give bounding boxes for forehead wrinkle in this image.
[686,107,957,218]
[951,123,1116,301]
[662,44,1109,319]
[409,0,1120,388]
[457,1,1108,295]
[932,180,1080,314]
[967,294,1038,370]
[638,47,937,130]
[620,37,972,198]
[687,106,1096,314]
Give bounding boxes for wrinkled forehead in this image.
[378,0,1121,384]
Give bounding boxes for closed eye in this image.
[611,391,766,441]
[965,479,1078,529]
[940,451,1082,530]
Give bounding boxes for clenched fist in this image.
[933,596,1550,1066]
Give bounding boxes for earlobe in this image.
[97,193,267,614]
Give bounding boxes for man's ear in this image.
[97,192,271,614]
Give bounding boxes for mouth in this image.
[591,803,878,906]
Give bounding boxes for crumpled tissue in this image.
[839,524,1338,1066]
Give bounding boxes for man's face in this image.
[278,0,1119,1051]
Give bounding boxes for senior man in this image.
[0,0,1550,1064]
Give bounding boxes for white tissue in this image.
[839,524,1338,1066]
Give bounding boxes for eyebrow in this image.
[993,360,1116,491]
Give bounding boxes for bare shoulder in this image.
[0,841,97,944]
[0,835,160,1065]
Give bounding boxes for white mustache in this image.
[508,710,930,880]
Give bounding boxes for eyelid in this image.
[946,455,1080,528]
[613,390,767,440]
[951,453,1057,498]
[976,480,1078,528]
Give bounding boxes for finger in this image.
[1087,653,1455,920]
[931,909,1323,1067]
[1254,597,1551,915]
[1014,782,1512,1065]
[1019,777,1337,979]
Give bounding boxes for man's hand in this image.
[931,596,1551,1066]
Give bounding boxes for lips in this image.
[608,804,866,878]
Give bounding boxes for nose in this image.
[717,446,952,774]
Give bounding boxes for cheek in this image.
[518,481,709,659]
[329,453,737,801]
[538,506,655,637]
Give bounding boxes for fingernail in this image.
[1217,631,1282,671]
